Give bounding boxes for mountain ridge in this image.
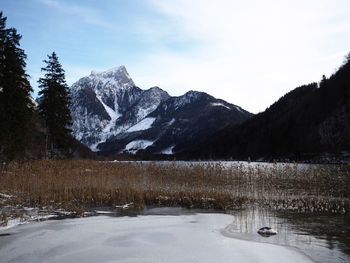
[69,66,252,154]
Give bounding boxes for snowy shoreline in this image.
[0,213,312,263]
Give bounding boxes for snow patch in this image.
[211,102,230,110]
[0,214,56,232]
[90,95,121,151]
[115,202,134,209]
[235,105,243,112]
[96,95,121,132]
[161,145,175,155]
[29,96,38,107]
[167,118,176,126]
[127,117,156,132]
[124,140,154,154]
[0,193,12,199]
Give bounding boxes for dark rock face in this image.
[70,67,252,155]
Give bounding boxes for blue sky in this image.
[2,0,350,113]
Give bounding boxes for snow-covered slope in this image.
[99,90,253,154]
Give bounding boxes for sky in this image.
[2,0,350,113]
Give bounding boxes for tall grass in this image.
[0,160,349,214]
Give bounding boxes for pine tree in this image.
[38,52,72,157]
[0,12,33,161]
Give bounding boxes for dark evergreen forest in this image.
[0,12,92,161]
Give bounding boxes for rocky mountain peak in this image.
[69,66,171,150]
[90,65,133,85]
[72,66,135,96]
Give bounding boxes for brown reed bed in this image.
[0,160,349,224]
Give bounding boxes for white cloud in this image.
[131,0,350,113]
[33,0,350,113]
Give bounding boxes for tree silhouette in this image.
[38,52,72,157]
[0,11,33,161]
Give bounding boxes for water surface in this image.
[224,208,350,262]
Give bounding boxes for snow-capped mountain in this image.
[70,66,252,154]
[70,66,169,151]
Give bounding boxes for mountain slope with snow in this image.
[69,66,252,155]
[98,90,252,154]
[69,66,169,151]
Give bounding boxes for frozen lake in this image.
[0,210,314,263]
[1,160,349,262]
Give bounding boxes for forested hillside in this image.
[185,56,350,161]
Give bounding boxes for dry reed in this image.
[0,160,349,217]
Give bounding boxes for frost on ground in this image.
[0,206,68,231]
[0,214,56,231]
[0,193,82,231]
[0,214,312,263]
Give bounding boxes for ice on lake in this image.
[0,212,312,263]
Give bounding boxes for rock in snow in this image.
[258,227,278,236]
